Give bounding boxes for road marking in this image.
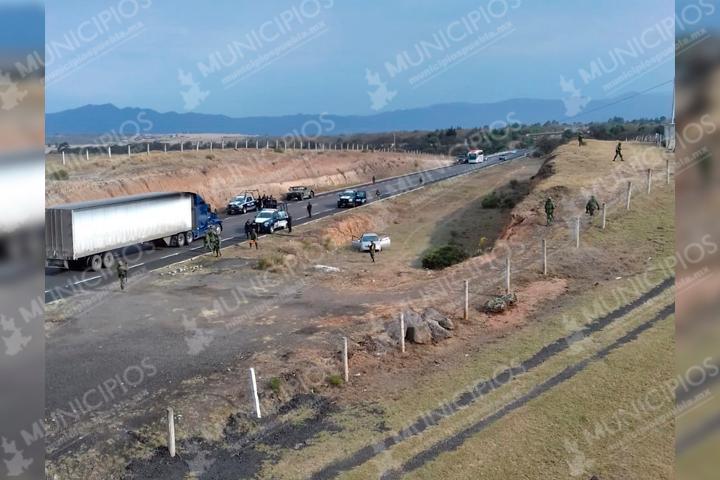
[129,262,145,269]
[72,276,101,285]
[160,253,181,259]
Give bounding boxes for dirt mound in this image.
[319,213,376,248]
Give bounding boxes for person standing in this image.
[544,197,555,226]
[369,241,377,263]
[249,225,259,249]
[585,195,600,216]
[287,214,292,234]
[577,132,584,146]
[372,175,376,184]
[116,260,128,290]
[307,202,313,218]
[213,232,221,257]
[613,141,624,161]
[244,220,252,239]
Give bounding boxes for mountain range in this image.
[46,93,672,138]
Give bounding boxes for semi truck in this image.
[45,192,222,271]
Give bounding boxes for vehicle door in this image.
[379,236,391,249]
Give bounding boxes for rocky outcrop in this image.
[386,307,454,345]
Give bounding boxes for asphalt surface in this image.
[44,150,528,303]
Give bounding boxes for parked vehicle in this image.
[352,232,391,251]
[253,208,289,233]
[45,192,222,271]
[226,191,259,214]
[467,149,484,164]
[337,189,367,208]
[455,154,467,164]
[286,185,315,201]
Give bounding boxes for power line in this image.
[574,79,674,119]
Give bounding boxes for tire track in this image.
[380,302,675,479]
[311,277,674,479]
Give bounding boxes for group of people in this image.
[543,195,602,226]
[257,194,277,209]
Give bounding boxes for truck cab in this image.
[192,194,223,240]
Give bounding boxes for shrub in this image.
[327,374,344,387]
[206,154,215,160]
[49,169,69,180]
[421,244,468,270]
[274,147,284,153]
[481,192,501,208]
[267,377,282,394]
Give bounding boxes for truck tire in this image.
[269,225,275,234]
[102,251,115,269]
[90,254,103,272]
[177,233,186,247]
[185,231,194,245]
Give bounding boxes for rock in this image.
[426,320,452,341]
[502,292,517,306]
[422,308,454,330]
[406,324,432,344]
[313,264,340,273]
[484,296,507,313]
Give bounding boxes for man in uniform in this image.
[544,197,555,226]
[205,230,216,254]
[213,232,221,257]
[287,214,293,234]
[372,175,376,184]
[307,202,313,218]
[249,225,259,249]
[369,241,377,263]
[244,220,252,239]
[577,132,584,146]
[585,195,600,216]
[117,260,128,290]
[613,141,624,161]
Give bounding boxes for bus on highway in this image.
[467,149,484,163]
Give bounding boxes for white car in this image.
[352,233,391,252]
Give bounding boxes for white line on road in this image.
[72,276,101,285]
[160,253,181,259]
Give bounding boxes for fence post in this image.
[108,146,112,158]
[400,314,405,353]
[249,368,261,419]
[342,337,349,382]
[180,142,184,152]
[601,202,607,229]
[146,144,149,155]
[542,238,547,275]
[505,255,511,293]
[464,280,469,320]
[646,169,652,194]
[167,407,176,458]
[196,142,200,151]
[62,151,66,165]
[575,217,580,248]
[128,145,131,157]
[85,150,89,160]
[666,158,670,185]
[164,143,167,153]
[625,181,632,210]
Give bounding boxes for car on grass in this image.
[286,185,315,201]
[226,193,258,215]
[352,232,391,252]
[337,189,367,208]
[253,208,289,233]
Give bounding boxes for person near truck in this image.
[213,232,221,257]
[116,260,128,290]
[249,224,259,249]
[585,195,600,216]
[307,202,313,218]
[244,220,252,239]
[287,214,293,234]
[369,241,377,263]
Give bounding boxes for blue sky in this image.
[44,0,683,116]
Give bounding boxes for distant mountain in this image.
[46,93,672,138]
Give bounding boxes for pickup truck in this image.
[337,189,367,208]
[226,193,258,215]
[286,186,315,201]
[352,232,391,252]
[253,208,289,233]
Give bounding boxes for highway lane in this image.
[44,150,528,302]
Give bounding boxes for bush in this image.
[274,147,284,153]
[267,377,282,394]
[327,374,344,387]
[49,169,69,180]
[481,192,501,208]
[421,244,468,270]
[206,154,215,160]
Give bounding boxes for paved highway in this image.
[44,150,528,303]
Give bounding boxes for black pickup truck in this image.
[337,189,367,208]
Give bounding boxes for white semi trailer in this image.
[45,192,222,271]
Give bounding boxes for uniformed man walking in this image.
[213,232,221,257]
[577,132,584,146]
[117,260,128,290]
[544,197,555,226]
[585,195,600,216]
[613,141,624,161]
[369,241,377,263]
[244,220,252,239]
[307,202,313,218]
[287,214,293,234]
[249,225,259,249]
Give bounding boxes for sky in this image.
[44,0,685,117]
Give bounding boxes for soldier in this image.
[585,195,600,216]
[213,232,221,257]
[613,141,624,161]
[244,220,252,239]
[372,175,376,184]
[249,224,259,249]
[307,202,313,218]
[287,214,293,234]
[577,132,584,146]
[204,230,215,254]
[544,197,555,226]
[116,260,128,290]
[369,241,377,263]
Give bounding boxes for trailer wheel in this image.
[90,254,103,272]
[177,233,186,247]
[102,251,115,269]
[185,231,194,245]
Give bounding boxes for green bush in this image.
[327,374,344,387]
[481,192,501,208]
[49,169,69,180]
[267,377,282,394]
[421,244,468,270]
